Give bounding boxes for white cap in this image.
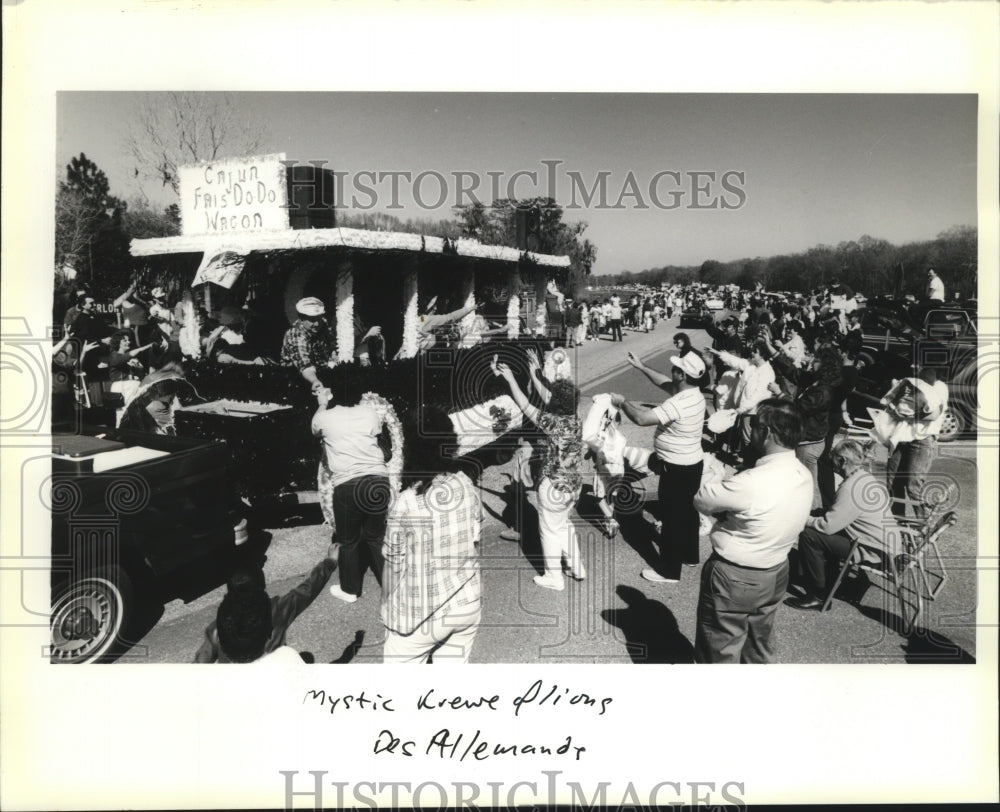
[670,352,706,378]
[296,297,325,317]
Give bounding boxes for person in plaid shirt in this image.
[381,407,482,663]
[281,297,336,389]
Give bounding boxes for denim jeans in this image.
[795,440,825,510]
[333,474,390,596]
[885,436,937,517]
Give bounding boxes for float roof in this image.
[130,227,570,268]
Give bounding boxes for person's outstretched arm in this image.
[610,393,662,427]
[526,351,552,405]
[270,544,340,637]
[494,359,542,424]
[626,351,676,394]
[113,281,137,309]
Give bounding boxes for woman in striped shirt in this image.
[614,351,708,584]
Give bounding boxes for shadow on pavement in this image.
[331,630,367,664]
[600,585,694,664]
[901,629,975,664]
[483,480,545,575]
[611,498,660,571]
[851,603,976,662]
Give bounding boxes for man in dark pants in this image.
[612,351,708,583]
[692,399,813,663]
[311,379,391,603]
[608,297,624,341]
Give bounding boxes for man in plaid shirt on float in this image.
[281,297,336,390]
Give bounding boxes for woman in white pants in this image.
[494,356,585,591]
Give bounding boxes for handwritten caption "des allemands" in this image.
[303,680,612,762]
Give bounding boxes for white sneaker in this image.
[329,584,358,603]
[641,568,679,584]
[533,573,565,591]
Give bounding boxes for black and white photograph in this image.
[2,2,997,810]
[45,90,981,667]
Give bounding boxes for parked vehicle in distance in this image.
[678,307,713,329]
[50,427,247,663]
[860,299,978,353]
[705,297,724,311]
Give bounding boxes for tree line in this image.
[329,197,597,293]
[591,227,978,301]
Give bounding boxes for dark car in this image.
[678,307,713,329]
[50,427,248,663]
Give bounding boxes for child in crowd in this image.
[195,543,339,663]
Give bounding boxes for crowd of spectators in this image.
[53,266,961,665]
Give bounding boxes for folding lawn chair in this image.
[820,485,957,635]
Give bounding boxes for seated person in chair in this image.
[786,438,902,611]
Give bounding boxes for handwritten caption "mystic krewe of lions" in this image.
[302,680,613,762]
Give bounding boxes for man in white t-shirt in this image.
[312,384,391,602]
[608,298,624,342]
[925,268,945,302]
[613,351,708,583]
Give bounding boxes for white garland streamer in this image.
[360,391,404,495]
[506,269,520,339]
[178,291,200,358]
[400,269,419,359]
[534,276,548,336]
[334,267,354,364]
[459,271,476,336]
[506,294,520,340]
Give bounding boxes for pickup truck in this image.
[50,428,247,663]
[854,303,979,441]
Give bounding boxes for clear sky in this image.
[57,92,977,274]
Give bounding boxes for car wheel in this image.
[936,407,965,443]
[50,566,134,664]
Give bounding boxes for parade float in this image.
[128,154,572,499]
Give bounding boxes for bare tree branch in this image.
[124,92,271,196]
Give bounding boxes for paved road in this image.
[129,316,979,665]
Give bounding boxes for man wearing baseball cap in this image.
[281,297,336,389]
[612,348,709,583]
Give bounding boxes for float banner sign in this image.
[179,153,290,237]
[192,250,247,289]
